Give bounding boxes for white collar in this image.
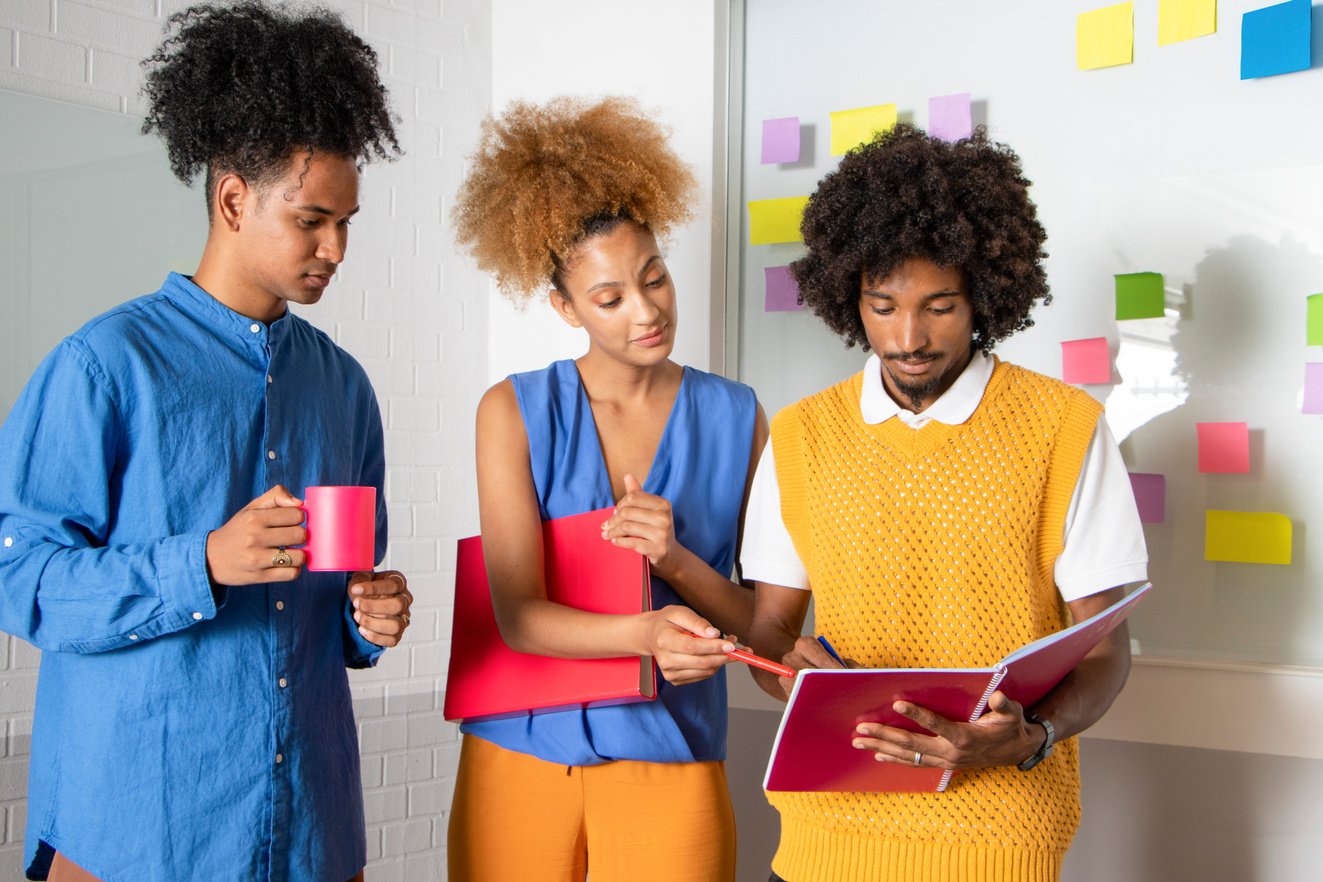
[860,350,994,428]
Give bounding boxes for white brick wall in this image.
[0,0,490,878]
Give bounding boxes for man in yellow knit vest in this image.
[743,124,1148,882]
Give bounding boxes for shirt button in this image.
[267,375,273,384]
[250,323,261,333]
[2,537,11,548]
[275,753,284,764]
[192,612,203,621]
[276,600,285,611]
[129,634,139,640]
[267,450,276,460]
[278,677,288,688]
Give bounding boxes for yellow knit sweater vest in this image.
[768,359,1100,882]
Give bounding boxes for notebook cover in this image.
[763,668,1000,793]
[443,507,655,723]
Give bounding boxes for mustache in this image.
[882,350,942,362]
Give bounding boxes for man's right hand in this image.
[205,485,307,585]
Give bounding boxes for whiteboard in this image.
[731,0,1323,666]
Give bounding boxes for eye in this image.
[930,306,954,315]
[870,306,894,316]
[337,218,354,228]
[645,274,667,288]
[598,298,622,310]
[297,217,319,229]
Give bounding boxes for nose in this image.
[629,287,662,324]
[896,310,930,355]
[316,226,347,265]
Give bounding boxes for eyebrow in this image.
[861,288,962,300]
[584,255,663,295]
[295,204,361,218]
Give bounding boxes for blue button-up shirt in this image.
[0,273,387,882]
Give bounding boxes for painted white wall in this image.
[486,0,719,385]
[0,1,491,878]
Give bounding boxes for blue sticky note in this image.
[1240,0,1311,80]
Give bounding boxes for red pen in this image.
[671,624,796,678]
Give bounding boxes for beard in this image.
[881,351,948,410]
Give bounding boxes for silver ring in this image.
[272,548,292,568]
[913,751,922,766]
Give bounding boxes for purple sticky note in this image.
[761,117,801,164]
[1061,337,1110,385]
[929,93,972,142]
[1304,363,1323,414]
[1197,422,1250,473]
[764,266,802,312]
[1128,473,1166,524]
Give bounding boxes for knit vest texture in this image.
[768,359,1100,882]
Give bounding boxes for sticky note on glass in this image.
[764,266,802,312]
[1205,510,1292,565]
[1304,363,1323,414]
[1115,272,1165,320]
[1307,293,1323,345]
[1061,337,1111,384]
[1159,0,1216,46]
[748,197,809,245]
[1196,422,1250,473]
[1129,473,1166,524]
[829,104,896,156]
[1241,0,1311,79]
[928,93,972,142]
[761,117,801,164]
[1077,2,1134,70]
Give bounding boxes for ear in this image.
[547,288,583,328]
[213,171,251,233]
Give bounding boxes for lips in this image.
[632,326,667,347]
[889,357,937,375]
[304,273,334,289]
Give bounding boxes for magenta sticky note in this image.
[1128,473,1166,524]
[765,266,802,312]
[1197,422,1250,473]
[1061,337,1110,384]
[1304,363,1323,414]
[761,117,801,164]
[929,93,972,142]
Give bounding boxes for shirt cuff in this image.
[1057,561,1149,603]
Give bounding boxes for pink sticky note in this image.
[1197,422,1250,473]
[1304,363,1323,414]
[1128,473,1166,524]
[764,266,802,312]
[929,93,972,142]
[761,117,801,164]
[1061,337,1110,384]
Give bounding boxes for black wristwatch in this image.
[1016,713,1055,772]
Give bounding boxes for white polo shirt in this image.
[740,352,1149,602]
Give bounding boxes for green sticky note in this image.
[1115,272,1164,320]
[1308,293,1323,345]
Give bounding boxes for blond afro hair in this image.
[451,96,698,302]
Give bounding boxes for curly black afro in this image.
[141,0,399,207]
[791,123,1049,352]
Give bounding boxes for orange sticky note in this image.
[1061,337,1111,384]
[1196,422,1249,473]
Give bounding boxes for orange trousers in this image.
[448,733,736,882]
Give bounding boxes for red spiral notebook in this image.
[763,582,1151,793]
[443,507,655,724]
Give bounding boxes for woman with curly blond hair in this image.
[446,96,767,882]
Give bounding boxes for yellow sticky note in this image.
[829,104,897,156]
[1077,2,1134,70]
[748,196,809,245]
[1205,510,1292,566]
[1158,0,1216,46]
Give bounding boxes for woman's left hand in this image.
[602,474,685,579]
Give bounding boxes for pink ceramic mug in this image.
[301,486,376,572]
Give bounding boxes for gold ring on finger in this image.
[272,548,292,568]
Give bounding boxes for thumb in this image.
[666,605,720,640]
[623,473,642,495]
[251,484,303,509]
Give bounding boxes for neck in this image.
[192,241,285,324]
[575,349,681,403]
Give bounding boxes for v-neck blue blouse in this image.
[461,359,757,765]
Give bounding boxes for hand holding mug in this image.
[350,570,412,647]
[205,485,307,585]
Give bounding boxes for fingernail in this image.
[351,585,364,595]
[853,740,865,749]
[721,643,735,653]
[352,598,360,609]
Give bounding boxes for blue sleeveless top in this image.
[461,359,757,766]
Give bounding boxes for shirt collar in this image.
[162,272,292,342]
[860,349,995,428]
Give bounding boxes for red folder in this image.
[443,507,656,723]
[763,582,1150,793]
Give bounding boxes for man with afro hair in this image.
[743,124,1148,882]
[0,3,410,880]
